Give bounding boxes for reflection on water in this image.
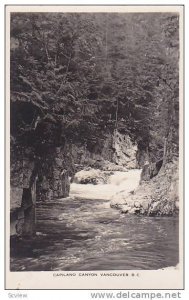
[10,197,179,271]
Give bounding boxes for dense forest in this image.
[10,13,179,162]
[10,13,180,237]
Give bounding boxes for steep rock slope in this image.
[111,158,179,216]
[69,131,137,172]
[10,100,70,236]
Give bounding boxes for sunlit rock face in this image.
[112,130,137,169]
[68,130,138,172]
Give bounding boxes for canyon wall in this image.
[68,130,138,173]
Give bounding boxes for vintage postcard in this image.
[5,5,184,289]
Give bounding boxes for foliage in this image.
[10,12,179,161]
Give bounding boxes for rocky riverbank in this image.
[71,157,179,217]
[110,159,179,216]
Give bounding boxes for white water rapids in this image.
[70,169,142,200]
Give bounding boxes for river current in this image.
[10,170,179,271]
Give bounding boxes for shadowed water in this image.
[10,197,179,271]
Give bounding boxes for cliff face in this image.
[10,100,70,237]
[69,130,137,172]
[111,158,179,216]
[10,146,36,236]
[36,146,70,201]
[112,131,137,168]
[10,146,70,237]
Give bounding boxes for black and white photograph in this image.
[5,5,184,289]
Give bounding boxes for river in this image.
[10,170,179,271]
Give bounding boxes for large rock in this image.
[37,147,70,201]
[73,168,109,185]
[140,159,163,182]
[10,147,37,237]
[111,159,179,216]
[136,149,149,168]
[10,145,71,236]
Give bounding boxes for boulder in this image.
[134,201,141,208]
[129,207,138,214]
[73,169,108,185]
[121,205,132,214]
[140,159,163,182]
